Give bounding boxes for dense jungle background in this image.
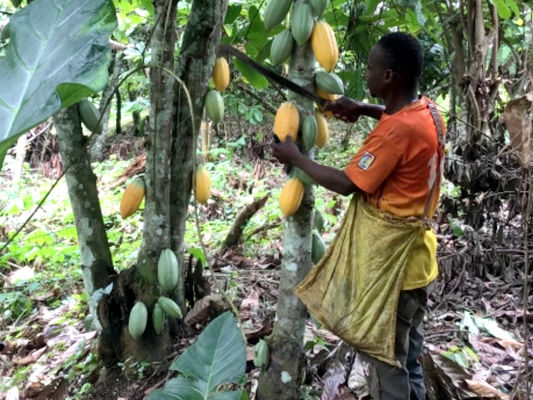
[0,0,532,399]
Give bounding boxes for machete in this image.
[217,43,328,108]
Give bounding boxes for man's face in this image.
[365,44,388,98]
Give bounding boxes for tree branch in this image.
[222,195,268,249]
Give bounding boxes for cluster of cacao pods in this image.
[127,248,184,339]
[128,295,183,339]
[265,0,342,218]
[205,57,230,124]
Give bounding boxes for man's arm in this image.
[324,97,385,122]
[272,138,359,196]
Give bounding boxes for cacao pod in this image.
[315,111,329,148]
[263,0,292,30]
[314,209,325,233]
[195,166,212,204]
[79,99,102,134]
[158,296,183,319]
[290,167,315,186]
[205,89,224,124]
[315,71,344,95]
[152,303,165,335]
[128,301,148,340]
[120,177,145,219]
[311,21,338,72]
[273,102,299,142]
[212,57,230,92]
[253,339,269,369]
[291,2,314,46]
[270,29,294,66]
[279,178,304,217]
[302,115,318,152]
[157,249,179,292]
[316,87,338,118]
[311,230,326,264]
[310,0,329,17]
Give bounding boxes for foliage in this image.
[148,312,247,400]
[0,0,117,167]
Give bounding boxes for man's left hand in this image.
[272,136,301,165]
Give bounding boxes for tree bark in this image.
[170,0,228,307]
[54,106,115,331]
[257,34,316,400]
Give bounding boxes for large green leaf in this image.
[149,312,246,400]
[0,0,117,166]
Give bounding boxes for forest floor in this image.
[0,119,532,400]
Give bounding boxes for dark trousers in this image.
[360,288,428,400]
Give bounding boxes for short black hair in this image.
[377,32,424,88]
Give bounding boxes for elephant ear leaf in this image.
[0,0,117,168]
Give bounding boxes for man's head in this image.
[366,32,423,98]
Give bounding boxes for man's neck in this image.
[382,89,419,115]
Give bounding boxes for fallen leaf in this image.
[465,378,509,399]
[321,361,346,400]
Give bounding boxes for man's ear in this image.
[384,69,394,84]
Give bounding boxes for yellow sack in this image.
[294,194,428,366]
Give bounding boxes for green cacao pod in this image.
[291,2,314,46]
[128,301,148,340]
[311,230,326,264]
[302,115,318,152]
[290,167,315,186]
[270,29,294,66]
[152,303,165,335]
[158,296,183,319]
[253,339,269,369]
[310,0,329,17]
[79,99,102,134]
[315,71,344,95]
[264,0,292,30]
[205,90,224,124]
[157,249,179,292]
[314,209,325,233]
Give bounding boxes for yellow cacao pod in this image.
[195,166,211,204]
[279,178,304,217]
[120,178,145,219]
[212,57,230,92]
[311,21,338,72]
[315,111,329,148]
[273,102,299,142]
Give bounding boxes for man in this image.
[272,32,445,399]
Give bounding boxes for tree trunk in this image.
[257,36,316,400]
[170,0,228,306]
[54,105,115,331]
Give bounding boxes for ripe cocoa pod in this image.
[279,178,304,217]
[273,102,299,142]
[315,111,329,148]
[120,177,145,219]
[194,166,211,205]
[311,21,338,72]
[212,57,230,92]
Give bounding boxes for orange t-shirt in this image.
[344,96,445,290]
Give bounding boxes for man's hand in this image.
[323,97,362,123]
[272,136,302,165]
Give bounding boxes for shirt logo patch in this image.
[358,151,376,171]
